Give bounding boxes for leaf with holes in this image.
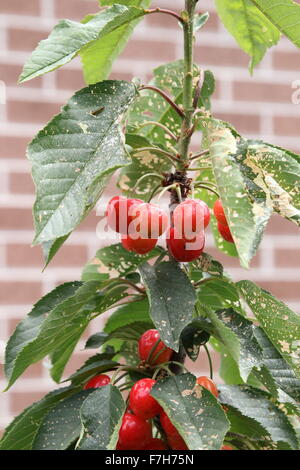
[151,373,229,450]
[139,261,196,351]
[77,385,125,450]
[237,280,300,378]
[219,385,298,450]
[215,0,280,72]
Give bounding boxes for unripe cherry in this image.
[167,227,205,262]
[217,222,234,243]
[129,378,162,420]
[117,412,152,450]
[83,374,110,390]
[106,196,143,234]
[196,376,218,398]
[213,199,228,226]
[138,329,173,365]
[173,199,210,239]
[128,203,169,239]
[121,235,158,254]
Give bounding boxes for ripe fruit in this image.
[138,329,173,365]
[222,445,233,450]
[129,203,169,239]
[160,412,188,450]
[213,199,227,226]
[106,196,143,234]
[129,379,162,420]
[196,376,218,398]
[121,235,158,254]
[167,227,205,262]
[117,412,152,450]
[142,438,168,450]
[217,222,234,243]
[173,199,210,238]
[83,374,110,390]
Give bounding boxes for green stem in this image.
[203,344,213,380]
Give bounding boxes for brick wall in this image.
[0,0,299,433]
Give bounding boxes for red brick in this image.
[122,39,176,61]
[1,0,40,15]
[207,246,260,268]
[7,243,88,267]
[55,0,99,20]
[8,28,48,52]
[10,391,46,415]
[273,51,300,71]
[273,116,300,136]
[7,100,62,124]
[215,112,260,133]
[0,281,42,304]
[275,249,300,267]
[0,64,42,88]
[195,45,248,67]
[56,69,86,91]
[266,215,300,235]
[258,281,300,301]
[0,208,33,229]
[10,172,34,194]
[0,136,29,159]
[233,81,292,103]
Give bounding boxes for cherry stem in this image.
[133,172,164,191]
[146,338,162,365]
[145,8,185,25]
[195,184,219,197]
[157,183,178,200]
[137,121,178,142]
[133,146,181,165]
[147,183,163,203]
[188,166,212,171]
[113,372,129,386]
[189,149,209,161]
[115,278,145,295]
[203,344,213,380]
[140,85,185,118]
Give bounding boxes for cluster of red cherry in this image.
[84,329,233,451]
[105,195,234,262]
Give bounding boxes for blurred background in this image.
[0,0,299,434]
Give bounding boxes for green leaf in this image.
[197,278,244,314]
[19,5,146,83]
[0,386,78,450]
[215,0,280,72]
[82,243,164,281]
[151,373,230,450]
[139,261,196,352]
[81,1,151,84]
[29,81,137,250]
[205,120,272,268]
[77,385,126,450]
[219,385,298,449]
[104,297,151,333]
[194,12,210,32]
[237,280,300,378]
[33,390,93,450]
[180,320,211,361]
[85,332,109,349]
[66,352,118,386]
[225,407,274,443]
[250,0,300,49]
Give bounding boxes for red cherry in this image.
[129,203,169,239]
[138,329,173,365]
[129,379,162,420]
[160,411,177,435]
[217,222,234,243]
[213,199,228,226]
[121,235,158,254]
[167,227,205,262]
[160,412,188,450]
[83,374,110,390]
[173,199,210,238]
[222,445,233,450]
[142,438,168,450]
[196,376,218,398]
[167,434,189,451]
[117,412,152,450]
[106,196,143,234]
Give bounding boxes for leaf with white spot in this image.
[77,385,125,450]
[139,261,196,352]
[151,373,230,450]
[197,278,244,315]
[237,280,300,379]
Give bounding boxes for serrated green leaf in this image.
[250,0,300,49]
[29,81,137,250]
[19,5,146,83]
[0,386,79,450]
[139,261,196,352]
[33,390,93,450]
[66,352,118,386]
[104,298,151,333]
[190,252,224,282]
[237,280,300,379]
[81,1,151,84]
[219,385,298,449]
[215,0,280,72]
[205,120,272,268]
[82,243,164,281]
[77,385,125,450]
[197,278,244,314]
[85,332,110,349]
[151,373,230,450]
[181,320,211,361]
